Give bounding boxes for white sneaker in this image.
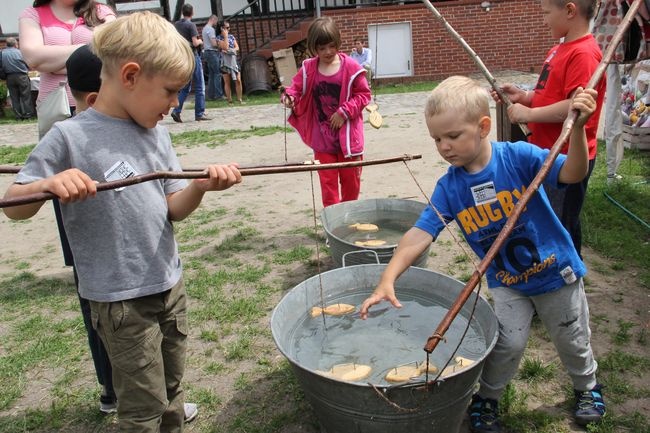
[607,173,623,184]
[184,402,198,423]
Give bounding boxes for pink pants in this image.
[314,151,362,207]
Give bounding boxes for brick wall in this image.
[320,0,555,82]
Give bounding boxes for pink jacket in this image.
[284,53,371,157]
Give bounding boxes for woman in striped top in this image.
[19,0,115,115]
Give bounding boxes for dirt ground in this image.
[0,72,648,432]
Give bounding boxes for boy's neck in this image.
[562,21,591,43]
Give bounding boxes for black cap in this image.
[66,45,102,93]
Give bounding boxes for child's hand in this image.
[282,94,295,109]
[329,111,345,130]
[506,103,532,124]
[571,87,597,127]
[195,164,242,192]
[359,281,402,320]
[43,169,97,204]
[491,83,527,104]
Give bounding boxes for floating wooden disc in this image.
[385,361,438,382]
[354,239,387,247]
[317,363,372,382]
[441,356,475,377]
[310,303,356,318]
[349,222,379,232]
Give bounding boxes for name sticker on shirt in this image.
[104,161,137,192]
[560,265,577,285]
[471,181,497,206]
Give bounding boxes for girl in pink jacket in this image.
[282,17,371,207]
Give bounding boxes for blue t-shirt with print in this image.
[415,141,586,296]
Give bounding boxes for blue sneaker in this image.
[574,384,606,425]
[468,394,500,433]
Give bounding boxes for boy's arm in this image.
[3,169,97,220]
[166,164,241,221]
[558,88,597,184]
[359,227,433,319]
[508,97,572,124]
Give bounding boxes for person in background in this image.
[19,0,115,127]
[202,14,224,101]
[1,37,36,120]
[495,0,605,257]
[281,17,371,207]
[360,76,606,433]
[4,13,241,430]
[216,20,244,104]
[350,38,373,85]
[171,3,209,123]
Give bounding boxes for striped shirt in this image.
[19,4,115,106]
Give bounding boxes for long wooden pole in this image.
[0,160,321,175]
[420,0,531,137]
[423,0,643,354]
[0,154,421,209]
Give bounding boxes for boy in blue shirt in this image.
[360,76,605,432]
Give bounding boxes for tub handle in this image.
[342,250,380,267]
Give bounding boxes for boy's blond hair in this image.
[306,16,341,55]
[550,0,597,19]
[425,76,490,123]
[92,11,194,82]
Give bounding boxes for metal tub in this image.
[271,264,498,433]
[321,198,430,267]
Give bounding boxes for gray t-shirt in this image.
[202,24,218,51]
[16,109,188,302]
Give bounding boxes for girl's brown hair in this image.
[33,0,109,28]
[306,16,341,56]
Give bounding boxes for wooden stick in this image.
[0,160,317,175]
[0,154,421,209]
[423,0,643,354]
[420,0,531,137]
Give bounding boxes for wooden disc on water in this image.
[441,356,475,377]
[310,303,356,318]
[354,239,387,247]
[385,361,438,382]
[349,222,379,232]
[317,363,372,382]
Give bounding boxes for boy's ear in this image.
[565,1,577,18]
[85,92,98,107]
[120,62,142,89]
[479,116,491,138]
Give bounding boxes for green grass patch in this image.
[171,126,288,148]
[0,144,35,164]
[582,143,650,287]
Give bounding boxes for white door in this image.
[368,22,413,79]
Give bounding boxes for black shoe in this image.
[468,394,500,433]
[195,116,211,121]
[574,384,606,426]
[171,112,182,123]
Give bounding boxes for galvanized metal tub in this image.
[321,198,430,267]
[271,264,498,433]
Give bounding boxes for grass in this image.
[581,142,650,287]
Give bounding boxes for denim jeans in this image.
[173,52,205,118]
[204,50,224,99]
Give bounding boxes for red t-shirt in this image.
[529,34,605,159]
